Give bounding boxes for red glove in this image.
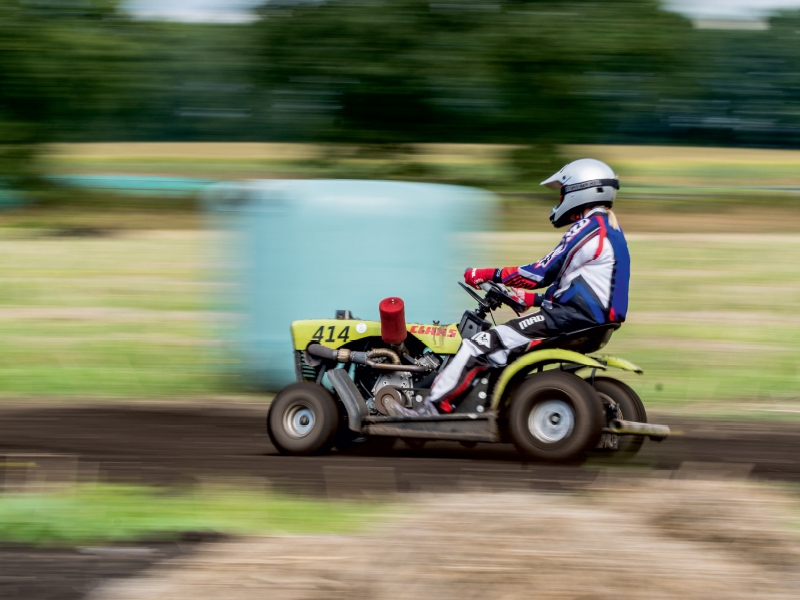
[463,267,496,289]
[511,287,540,308]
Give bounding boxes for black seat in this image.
[537,323,620,354]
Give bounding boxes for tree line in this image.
[4,0,800,185]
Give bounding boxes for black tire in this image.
[333,425,361,452]
[508,371,604,462]
[333,400,360,451]
[267,382,339,455]
[402,438,426,450]
[593,377,647,457]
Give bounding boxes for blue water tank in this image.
[204,179,498,390]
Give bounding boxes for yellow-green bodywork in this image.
[591,354,643,374]
[490,350,606,409]
[489,352,642,409]
[292,320,642,409]
[291,319,462,354]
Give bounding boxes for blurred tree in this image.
[71,21,264,143]
[6,0,800,193]
[649,10,800,148]
[253,0,690,180]
[0,0,138,188]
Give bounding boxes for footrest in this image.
[363,412,498,442]
[605,419,670,441]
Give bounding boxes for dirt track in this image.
[2,403,800,495]
[3,402,800,600]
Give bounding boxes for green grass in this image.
[0,229,230,396]
[0,484,377,545]
[1,225,799,413]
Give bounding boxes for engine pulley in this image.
[374,386,405,416]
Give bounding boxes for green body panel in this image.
[291,319,462,354]
[591,354,643,374]
[490,350,606,409]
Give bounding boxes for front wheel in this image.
[267,382,339,455]
[508,371,604,462]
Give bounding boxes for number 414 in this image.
[311,325,350,343]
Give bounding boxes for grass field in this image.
[0,226,797,414]
[0,483,375,545]
[1,143,799,416]
[0,230,226,397]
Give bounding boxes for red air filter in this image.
[379,297,407,345]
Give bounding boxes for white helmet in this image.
[541,158,619,228]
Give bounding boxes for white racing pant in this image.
[429,311,550,412]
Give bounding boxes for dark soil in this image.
[1,403,799,493]
[0,534,219,600]
[1,402,800,600]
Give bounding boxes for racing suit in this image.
[429,206,630,412]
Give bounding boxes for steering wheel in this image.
[458,280,527,315]
[479,281,528,314]
[458,281,490,309]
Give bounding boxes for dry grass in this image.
[0,207,203,230]
[41,142,800,218]
[45,143,322,161]
[570,143,800,166]
[502,198,800,233]
[568,144,800,188]
[49,141,800,166]
[90,478,800,600]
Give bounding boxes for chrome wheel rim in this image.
[528,399,574,443]
[284,402,315,438]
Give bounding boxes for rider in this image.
[386,158,630,417]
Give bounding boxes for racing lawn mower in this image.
[267,282,669,462]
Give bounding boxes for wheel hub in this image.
[529,399,574,443]
[284,404,315,438]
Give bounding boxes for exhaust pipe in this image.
[306,344,428,373]
[606,419,670,442]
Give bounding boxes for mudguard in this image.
[591,354,643,374]
[490,349,605,410]
[327,369,368,433]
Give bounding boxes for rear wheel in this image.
[267,382,339,455]
[508,371,604,462]
[593,377,647,458]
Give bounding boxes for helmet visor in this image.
[560,178,620,197]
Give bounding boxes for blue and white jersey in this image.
[499,207,630,324]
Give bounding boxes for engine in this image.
[370,371,414,413]
[305,296,444,415]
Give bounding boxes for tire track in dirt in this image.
[1,404,800,495]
